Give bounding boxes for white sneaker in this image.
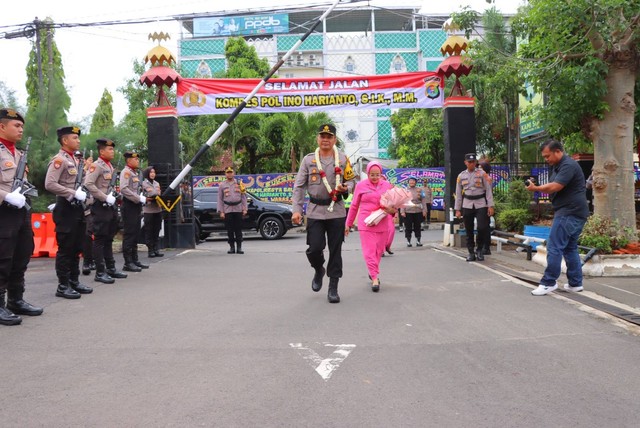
[563,283,584,293]
[531,283,558,296]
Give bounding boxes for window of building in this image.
[344,56,356,73]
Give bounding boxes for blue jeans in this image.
[541,215,587,287]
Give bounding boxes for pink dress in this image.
[345,178,394,281]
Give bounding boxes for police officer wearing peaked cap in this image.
[84,138,128,283]
[292,123,355,303]
[0,108,43,325]
[454,153,495,261]
[45,126,93,299]
[120,150,149,272]
[218,166,248,254]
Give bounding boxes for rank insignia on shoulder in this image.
[89,165,96,173]
[124,172,131,179]
[54,159,62,169]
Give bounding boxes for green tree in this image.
[388,109,444,167]
[0,81,20,109]
[91,88,115,133]
[510,0,639,233]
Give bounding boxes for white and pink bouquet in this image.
[364,187,415,226]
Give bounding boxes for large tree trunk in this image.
[591,62,637,235]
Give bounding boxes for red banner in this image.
[177,72,443,116]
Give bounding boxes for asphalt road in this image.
[3,228,640,427]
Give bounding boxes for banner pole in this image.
[163,0,345,196]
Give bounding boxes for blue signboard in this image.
[193,14,289,37]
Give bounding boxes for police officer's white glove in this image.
[74,187,87,202]
[48,203,57,212]
[4,188,26,209]
[139,194,147,204]
[106,194,116,206]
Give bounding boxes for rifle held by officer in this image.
[72,150,86,208]
[10,137,38,210]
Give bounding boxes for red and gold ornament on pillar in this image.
[140,32,181,106]
[436,18,473,97]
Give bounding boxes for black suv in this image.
[193,187,296,241]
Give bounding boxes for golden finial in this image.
[148,32,171,43]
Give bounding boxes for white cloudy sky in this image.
[1,0,523,125]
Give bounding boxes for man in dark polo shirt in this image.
[526,139,589,296]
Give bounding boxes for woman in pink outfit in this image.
[345,162,396,292]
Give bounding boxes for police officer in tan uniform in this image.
[84,138,127,283]
[400,176,428,247]
[292,124,355,303]
[217,166,248,254]
[455,153,494,261]
[0,108,43,325]
[142,166,164,258]
[422,180,433,225]
[120,151,149,272]
[45,126,93,299]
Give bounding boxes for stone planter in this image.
[533,245,640,277]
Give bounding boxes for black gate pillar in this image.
[443,97,476,243]
[147,106,195,249]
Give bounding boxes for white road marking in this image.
[290,343,356,381]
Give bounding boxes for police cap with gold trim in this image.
[317,123,336,136]
[0,108,25,123]
[224,166,234,173]
[464,153,477,162]
[124,151,140,159]
[57,126,81,138]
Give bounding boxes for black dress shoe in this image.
[385,247,394,255]
[6,299,44,316]
[82,265,91,275]
[69,279,93,294]
[312,267,325,292]
[107,269,128,279]
[123,263,142,273]
[466,252,477,262]
[55,284,81,300]
[407,241,412,247]
[483,248,492,255]
[476,251,485,261]
[0,307,22,326]
[148,251,157,258]
[95,272,115,284]
[133,260,149,269]
[416,241,423,247]
[372,279,380,293]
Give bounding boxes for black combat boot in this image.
[7,287,44,315]
[327,278,340,303]
[236,242,244,255]
[69,278,93,294]
[148,244,157,258]
[106,259,128,279]
[0,293,22,326]
[132,248,149,269]
[311,266,325,292]
[152,244,164,257]
[94,263,115,284]
[55,280,81,299]
[475,249,485,261]
[122,249,141,273]
[227,243,236,254]
[466,250,477,262]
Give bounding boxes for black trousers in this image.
[404,212,423,240]
[425,204,432,223]
[53,199,85,282]
[83,214,93,264]
[224,212,243,245]
[463,206,489,252]
[122,200,141,253]
[306,217,345,278]
[91,204,118,266]
[0,205,33,295]
[144,212,163,249]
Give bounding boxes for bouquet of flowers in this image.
[364,187,415,226]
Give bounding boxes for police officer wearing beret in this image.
[217,166,248,254]
[84,139,127,283]
[120,151,149,272]
[455,153,495,261]
[45,126,93,299]
[0,108,43,325]
[292,124,355,303]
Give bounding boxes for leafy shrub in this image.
[507,180,532,210]
[496,208,532,234]
[579,215,635,254]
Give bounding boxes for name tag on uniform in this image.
[68,168,78,175]
[104,173,112,180]
[133,177,139,182]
